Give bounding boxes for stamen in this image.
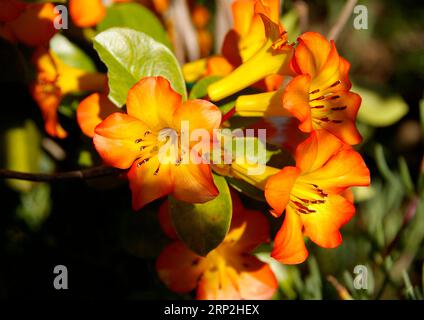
[310,88,320,95]
[332,120,343,124]
[331,106,347,111]
[135,138,143,144]
[326,95,340,100]
[328,80,341,88]
[137,158,149,168]
[154,165,161,176]
[312,105,325,109]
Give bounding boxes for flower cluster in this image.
[1,0,371,300]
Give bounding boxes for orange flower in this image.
[93,76,221,210]
[156,192,278,300]
[69,0,132,28]
[0,1,57,47]
[283,32,362,145]
[208,15,293,101]
[223,0,280,64]
[264,130,370,264]
[31,48,107,138]
[77,93,120,138]
[183,0,284,90]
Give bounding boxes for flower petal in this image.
[128,156,173,210]
[93,113,150,169]
[172,163,219,204]
[173,99,221,135]
[77,93,119,138]
[156,242,207,293]
[271,207,308,264]
[69,0,106,28]
[295,130,344,173]
[265,166,301,217]
[301,193,355,248]
[126,76,182,130]
[314,91,362,145]
[301,147,370,194]
[283,74,313,132]
[236,256,278,300]
[197,267,241,300]
[230,208,270,252]
[294,32,331,77]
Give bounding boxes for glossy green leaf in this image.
[355,85,409,127]
[169,175,232,256]
[50,34,96,72]
[189,75,221,99]
[93,27,187,107]
[97,3,171,48]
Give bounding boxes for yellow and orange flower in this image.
[183,0,286,92]
[77,92,120,138]
[207,14,293,101]
[31,48,107,138]
[0,1,57,47]
[93,76,221,210]
[264,130,370,264]
[283,32,362,145]
[156,191,278,300]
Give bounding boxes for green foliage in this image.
[355,85,409,127]
[189,76,222,99]
[3,120,41,192]
[169,175,232,256]
[50,34,97,72]
[93,28,187,107]
[97,3,171,48]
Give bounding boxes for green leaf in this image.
[97,3,171,48]
[189,75,221,99]
[50,34,96,72]
[226,177,266,202]
[169,175,232,256]
[93,28,187,107]
[355,85,409,127]
[3,120,41,192]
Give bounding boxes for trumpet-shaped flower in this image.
[93,76,221,210]
[31,48,107,138]
[156,192,278,300]
[283,32,362,145]
[264,130,370,264]
[208,14,293,101]
[0,1,57,47]
[183,0,284,91]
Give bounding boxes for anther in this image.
[331,106,347,111]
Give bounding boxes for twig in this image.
[0,166,123,182]
[327,0,358,41]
